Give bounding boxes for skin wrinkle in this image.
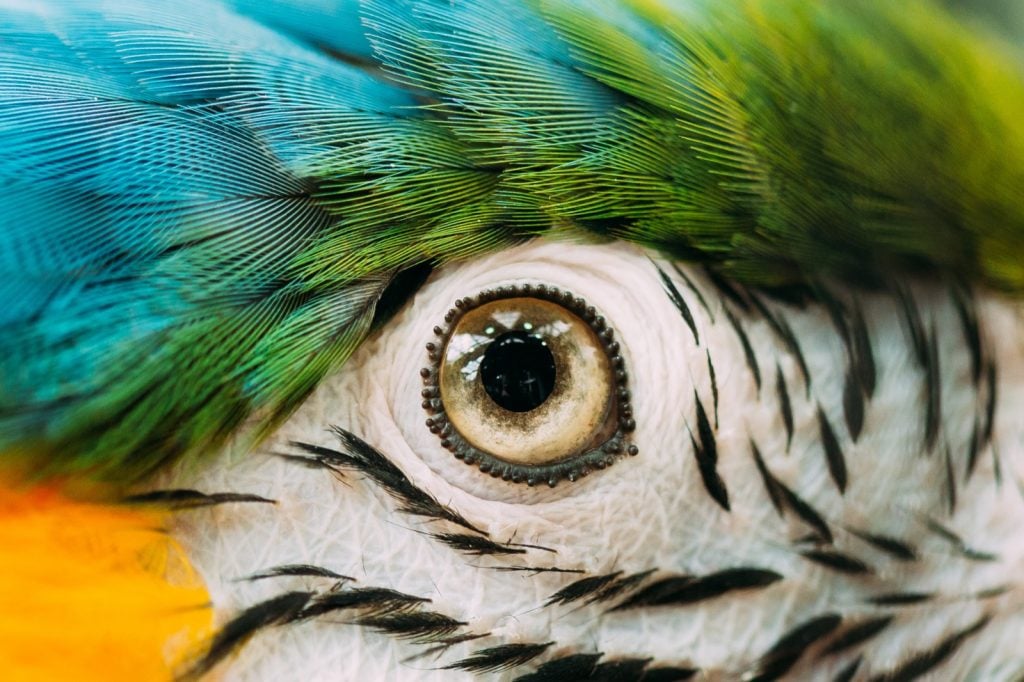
[167,239,1024,680]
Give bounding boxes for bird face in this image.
[3,1,1024,679]
[169,239,1024,680]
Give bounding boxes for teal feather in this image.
[0,0,418,478]
[225,0,374,60]
[1,0,1022,481]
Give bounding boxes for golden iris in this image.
[421,284,636,487]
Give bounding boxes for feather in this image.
[0,0,433,478]
[2,0,1023,479]
[0,482,211,680]
[225,0,374,61]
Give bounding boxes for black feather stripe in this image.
[240,564,353,582]
[658,264,700,345]
[975,586,1011,600]
[295,587,429,622]
[589,569,656,606]
[867,593,932,607]
[780,484,834,545]
[182,591,314,680]
[430,532,535,556]
[611,568,783,610]
[821,617,894,656]
[817,407,848,494]
[846,529,918,562]
[292,428,484,534]
[923,517,998,562]
[707,350,719,428]
[283,441,350,465]
[334,428,482,531]
[951,285,982,385]
[671,263,713,320]
[585,658,650,681]
[749,294,811,395]
[275,451,351,477]
[354,610,467,644]
[817,285,870,441]
[842,362,864,442]
[643,666,699,681]
[444,642,554,673]
[513,653,604,681]
[751,440,833,543]
[895,284,928,367]
[944,445,957,514]
[817,283,851,344]
[751,440,785,516]
[982,361,998,445]
[122,489,275,509]
[512,657,699,682]
[690,390,730,512]
[705,265,751,311]
[487,566,586,575]
[776,314,811,396]
[850,303,877,398]
[775,365,794,451]
[800,549,873,576]
[833,656,863,682]
[747,614,843,682]
[545,572,623,607]
[991,436,1004,485]
[867,616,990,682]
[965,419,981,480]
[404,633,488,664]
[725,308,762,392]
[195,574,481,669]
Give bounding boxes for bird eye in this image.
[420,284,637,487]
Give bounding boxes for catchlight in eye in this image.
[421,284,637,487]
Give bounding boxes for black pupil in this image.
[480,331,556,412]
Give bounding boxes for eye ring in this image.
[420,283,638,488]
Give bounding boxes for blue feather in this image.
[224,0,374,60]
[0,0,413,475]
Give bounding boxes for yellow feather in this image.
[0,481,212,681]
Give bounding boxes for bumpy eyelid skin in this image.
[420,283,638,488]
[375,241,704,507]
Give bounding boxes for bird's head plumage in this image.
[1,0,1022,679]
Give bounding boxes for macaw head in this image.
[1,0,1023,680]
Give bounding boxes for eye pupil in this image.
[480,331,556,412]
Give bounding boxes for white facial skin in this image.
[168,239,1024,680]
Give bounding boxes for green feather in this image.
[360,0,1024,288]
